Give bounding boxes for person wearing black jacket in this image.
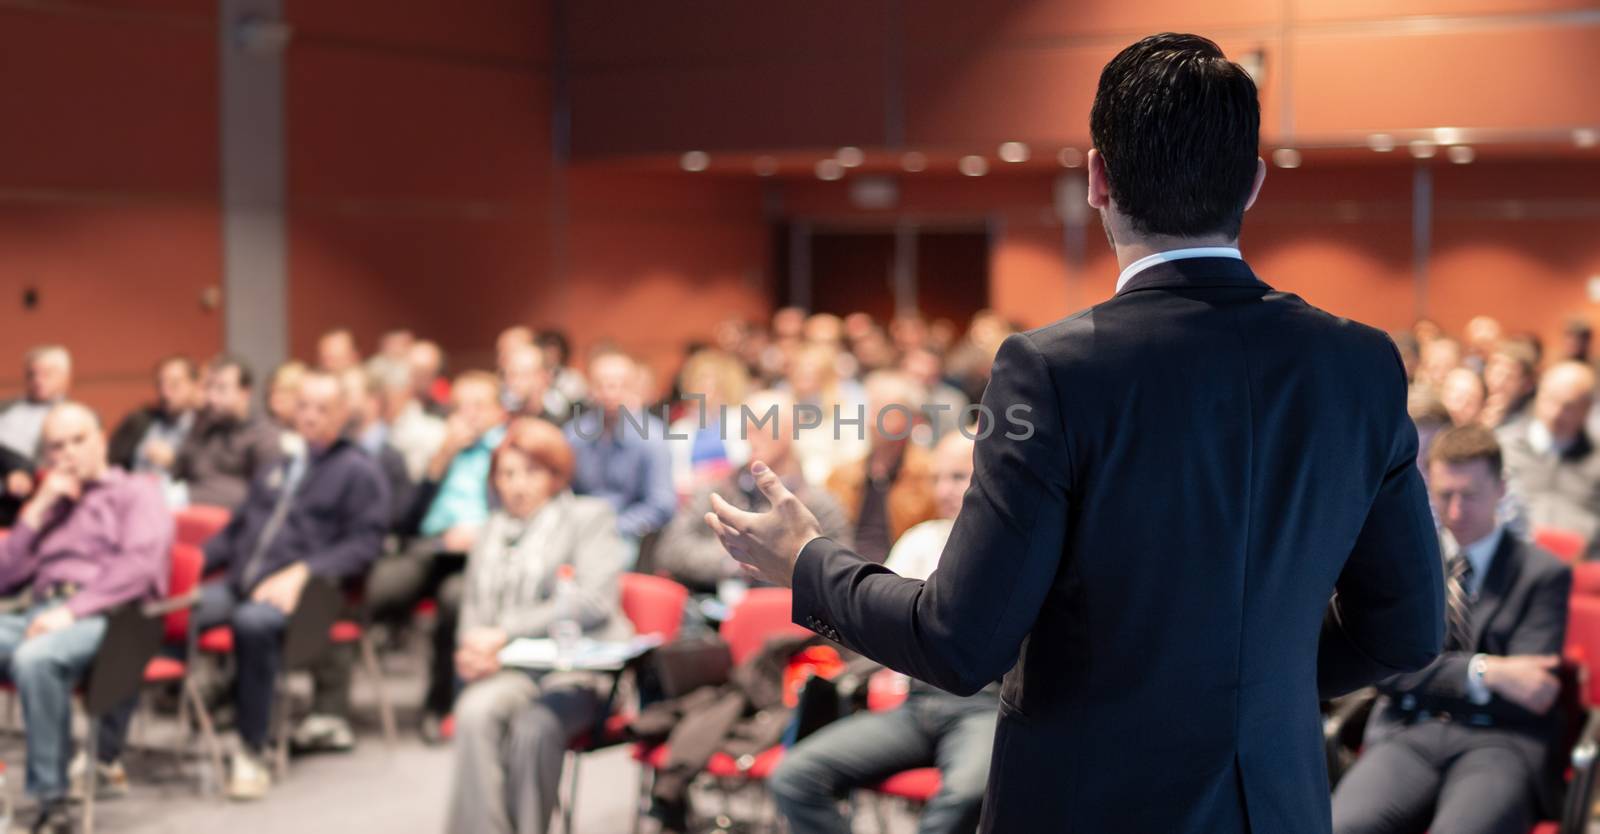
[1334,426,1571,834]
[197,370,389,800]
[106,355,199,478]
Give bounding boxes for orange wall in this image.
[0,1,222,422]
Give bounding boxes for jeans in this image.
[365,541,465,716]
[196,582,287,753]
[770,689,998,834]
[0,604,108,800]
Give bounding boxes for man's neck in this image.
[1112,233,1241,273]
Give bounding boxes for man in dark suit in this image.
[706,33,1445,834]
[1334,425,1571,834]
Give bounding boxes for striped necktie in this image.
[1444,552,1475,651]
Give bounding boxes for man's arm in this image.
[66,479,174,617]
[791,333,1071,696]
[1317,345,1445,699]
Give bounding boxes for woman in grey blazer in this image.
[445,417,632,834]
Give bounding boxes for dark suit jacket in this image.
[792,257,1445,834]
[1367,532,1571,815]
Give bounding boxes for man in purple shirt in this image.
[0,402,170,833]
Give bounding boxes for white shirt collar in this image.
[1115,247,1244,292]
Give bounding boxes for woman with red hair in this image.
[445,417,633,834]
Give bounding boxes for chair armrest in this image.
[141,588,201,619]
[1560,709,1600,834]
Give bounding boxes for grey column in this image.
[220,0,289,379]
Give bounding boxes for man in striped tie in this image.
[1333,425,1572,834]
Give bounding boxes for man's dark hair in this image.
[207,354,255,390]
[1089,33,1261,239]
[536,329,572,367]
[155,354,197,380]
[1428,424,1503,480]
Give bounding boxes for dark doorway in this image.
[774,223,991,329]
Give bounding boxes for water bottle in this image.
[550,564,582,668]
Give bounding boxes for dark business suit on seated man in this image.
[1334,425,1570,834]
[707,34,1445,834]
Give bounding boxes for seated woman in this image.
[445,416,633,834]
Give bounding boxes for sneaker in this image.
[418,712,454,746]
[67,752,129,800]
[225,750,271,801]
[290,713,355,753]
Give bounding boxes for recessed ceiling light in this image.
[958,155,988,177]
[1056,147,1083,168]
[1575,128,1599,149]
[753,156,778,177]
[1272,148,1302,169]
[836,146,865,168]
[1433,127,1463,145]
[815,159,845,181]
[1447,145,1475,164]
[998,142,1030,163]
[900,152,927,173]
[1367,134,1396,153]
[679,151,710,172]
[1408,140,1437,159]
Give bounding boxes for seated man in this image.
[656,389,851,595]
[108,355,200,484]
[198,370,389,800]
[0,402,170,833]
[445,417,632,834]
[1500,361,1600,557]
[172,355,281,509]
[0,346,74,526]
[366,370,506,739]
[770,430,994,834]
[564,349,676,556]
[1333,425,1571,834]
[824,370,939,564]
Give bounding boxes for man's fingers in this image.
[1532,655,1561,669]
[749,461,794,507]
[708,492,759,533]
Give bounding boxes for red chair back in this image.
[1564,595,1600,708]
[1535,527,1587,564]
[720,588,809,666]
[175,505,231,549]
[165,542,205,645]
[618,573,689,642]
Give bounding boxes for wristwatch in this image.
[1467,653,1492,705]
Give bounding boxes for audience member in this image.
[771,431,993,834]
[1408,388,1453,481]
[0,402,171,832]
[500,343,562,424]
[495,325,534,370]
[825,371,938,564]
[266,360,307,429]
[656,389,849,593]
[1499,361,1600,556]
[1561,318,1592,364]
[197,370,389,799]
[108,355,200,481]
[1482,340,1539,429]
[409,340,450,417]
[667,348,751,499]
[172,355,280,510]
[1440,367,1487,428]
[340,367,415,532]
[564,349,675,556]
[367,371,507,740]
[1332,425,1569,834]
[1463,315,1503,371]
[317,328,362,373]
[901,348,969,444]
[380,357,447,482]
[535,329,585,422]
[444,418,632,834]
[0,347,74,525]
[785,343,869,486]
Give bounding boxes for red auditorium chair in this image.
[630,587,811,833]
[173,505,231,550]
[1536,527,1588,565]
[558,573,690,834]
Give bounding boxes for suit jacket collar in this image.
[1469,530,1521,649]
[1114,256,1266,297]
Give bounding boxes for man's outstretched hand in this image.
[706,461,823,588]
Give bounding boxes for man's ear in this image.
[1086,149,1110,211]
[1242,157,1267,212]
